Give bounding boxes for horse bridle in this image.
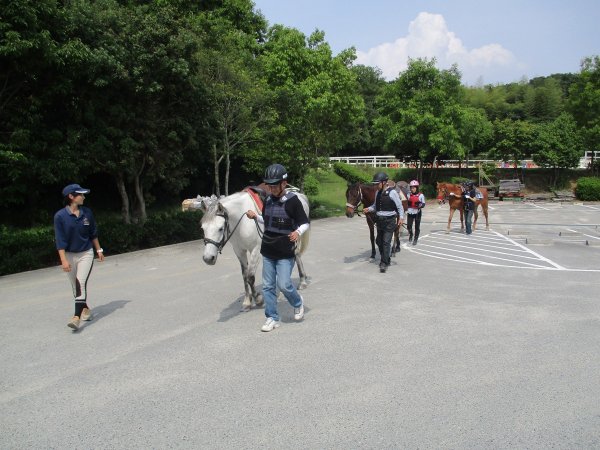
[346,184,363,212]
[437,186,448,205]
[203,208,246,254]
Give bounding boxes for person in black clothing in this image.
[363,172,404,272]
[246,164,310,332]
[462,180,477,235]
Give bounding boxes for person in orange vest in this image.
[406,180,425,246]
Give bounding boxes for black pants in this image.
[407,211,422,241]
[376,216,396,265]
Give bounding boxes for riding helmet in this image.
[372,172,389,183]
[263,163,288,184]
[409,180,419,187]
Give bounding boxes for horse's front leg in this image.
[484,205,490,231]
[239,259,253,312]
[446,208,456,234]
[367,216,376,259]
[473,206,479,231]
[295,253,308,290]
[392,226,400,255]
[248,246,263,306]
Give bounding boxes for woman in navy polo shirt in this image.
[54,184,104,330]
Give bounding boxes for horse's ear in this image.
[198,196,210,212]
[217,202,225,214]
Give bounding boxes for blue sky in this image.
[252,0,600,85]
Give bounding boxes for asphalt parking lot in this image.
[1,200,599,448]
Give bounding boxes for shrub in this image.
[420,184,435,200]
[0,225,56,275]
[450,176,471,185]
[332,162,371,184]
[575,177,600,201]
[303,173,319,196]
[0,209,204,276]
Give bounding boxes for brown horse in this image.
[345,182,406,259]
[436,182,489,233]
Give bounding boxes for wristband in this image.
[96,248,104,253]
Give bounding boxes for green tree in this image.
[253,26,364,188]
[489,118,536,176]
[0,0,92,216]
[524,77,563,122]
[533,112,583,186]
[568,56,600,174]
[456,106,493,172]
[374,58,463,181]
[341,64,386,156]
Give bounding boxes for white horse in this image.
[195,189,310,312]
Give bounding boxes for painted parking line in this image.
[581,204,600,211]
[529,203,551,210]
[406,230,565,270]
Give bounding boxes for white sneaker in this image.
[294,300,304,321]
[261,318,280,332]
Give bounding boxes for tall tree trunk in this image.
[133,173,146,223]
[224,140,230,197]
[116,173,131,224]
[212,143,221,196]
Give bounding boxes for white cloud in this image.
[356,12,518,84]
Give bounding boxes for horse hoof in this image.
[255,296,264,307]
[298,281,308,290]
[240,305,251,312]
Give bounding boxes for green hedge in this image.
[575,177,600,201]
[0,209,204,276]
[332,162,371,184]
[303,173,319,196]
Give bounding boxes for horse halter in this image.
[346,185,363,211]
[437,186,448,205]
[203,209,231,253]
[203,208,247,253]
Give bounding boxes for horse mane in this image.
[201,191,248,224]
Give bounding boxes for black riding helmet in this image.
[372,172,389,183]
[263,163,288,184]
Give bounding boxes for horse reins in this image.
[203,209,246,253]
[204,203,295,253]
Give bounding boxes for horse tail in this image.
[296,193,311,256]
[297,229,310,256]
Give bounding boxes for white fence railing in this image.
[579,151,600,168]
[329,156,540,169]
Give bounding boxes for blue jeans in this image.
[262,256,302,321]
[465,209,474,234]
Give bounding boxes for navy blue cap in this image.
[62,184,90,197]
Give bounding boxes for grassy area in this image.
[308,169,348,218]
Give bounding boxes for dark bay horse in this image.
[436,182,489,233]
[345,182,407,259]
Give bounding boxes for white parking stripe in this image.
[530,203,551,210]
[407,230,567,270]
[428,235,530,253]
[493,231,566,269]
[418,242,555,267]
[415,247,554,269]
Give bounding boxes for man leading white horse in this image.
[246,164,310,332]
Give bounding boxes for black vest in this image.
[264,192,296,234]
[376,188,396,213]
